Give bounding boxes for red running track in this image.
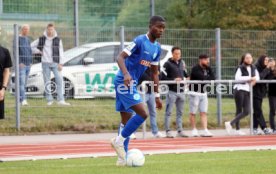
[0,135,276,161]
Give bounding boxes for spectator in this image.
[138,67,165,138]
[0,45,12,119]
[253,55,273,135]
[18,24,32,106]
[267,58,276,134]
[31,23,70,106]
[225,53,259,135]
[189,54,214,137]
[162,46,189,138]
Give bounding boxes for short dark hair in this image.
[47,23,54,28]
[199,54,208,59]
[149,15,165,25]
[171,46,181,53]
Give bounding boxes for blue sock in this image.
[121,114,145,138]
[118,123,130,152]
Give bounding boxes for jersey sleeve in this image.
[150,44,161,66]
[123,37,142,56]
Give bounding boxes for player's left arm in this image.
[151,64,162,110]
[151,45,162,109]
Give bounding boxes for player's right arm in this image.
[117,51,132,87]
[116,39,141,87]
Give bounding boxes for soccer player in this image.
[111,15,165,166]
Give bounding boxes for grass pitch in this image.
[0,150,275,174]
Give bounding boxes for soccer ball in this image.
[126,149,145,167]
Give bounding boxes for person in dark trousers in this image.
[225,53,259,135]
[253,55,273,135]
[189,54,215,137]
[138,67,165,138]
[0,45,12,119]
[161,46,189,138]
[267,58,276,134]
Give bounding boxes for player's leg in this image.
[116,112,132,166]
[120,103,148,139]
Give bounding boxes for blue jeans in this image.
[19,64,31,102]
[144,93,159,134]
[42,63,64,102]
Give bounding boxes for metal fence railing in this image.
[1,22,276,134]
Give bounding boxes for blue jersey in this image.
[115,34,161,85]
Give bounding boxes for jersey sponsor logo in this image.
[153,52,157,59]
[140,59,151,67]
[133,93,141,100]
[125,42,136,52]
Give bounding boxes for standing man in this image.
[0,45,12,119]
[139,67,165,138]
[31,23,70,106]
[111,16,165,166]
[162,46,189,138]
[18,24,32,106]
[189,54,214,137]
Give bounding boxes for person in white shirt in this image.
[31,23,70,106]
[225,53,259,135]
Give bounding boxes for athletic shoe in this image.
[235,130,246,136]
[253,129,262,135]
[191,129,199,137]
[116,157,126,167]
[111,137,126,164]
[166,131,174,138]
[225,121,233,135]
[47,101,53,106]
[201,129,213,137]
[263,128,272,135]
[129,133,136,139]
[176,131,189,138]
[153,132,165,138]
[57,100,71,106]
[21,100,28,106]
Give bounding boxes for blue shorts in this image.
[115,81,142,113]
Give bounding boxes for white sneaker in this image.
[201,129,213,137]
[253,129,262,135]
[57,100,71,106]
[111,137,126,165]
[47,101,53,106]
[235,130,246,136]
[21,100,28,106]
[225,121,233,135]
[129,133,136,139]
[191,129,199,137]
[116,157,126,167]
[153,132,165,138]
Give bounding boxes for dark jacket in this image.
[138,68,154,94]
[238,64,256,77]
[189,64,215,93]
[37,36,60,63]
[0,46,12,88]
[253,57,271,99]
[161,58,188,93]
[268,70,276,97]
